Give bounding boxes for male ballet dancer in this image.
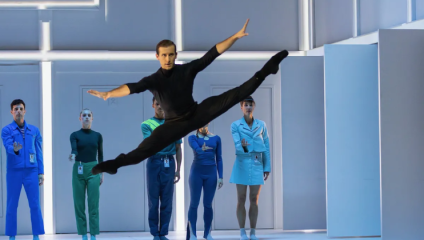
[88,19,288,175]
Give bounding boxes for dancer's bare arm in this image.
[88,77,151,100]
[187,19,250,75]
[216,19,249,54]
[87,85,130,100]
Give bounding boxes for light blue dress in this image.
[229,117,271,185]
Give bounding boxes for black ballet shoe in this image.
[92,154,125,175]
[92,160,118,175]
[256,50,289,80]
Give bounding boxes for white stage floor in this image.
[0,230,382,240]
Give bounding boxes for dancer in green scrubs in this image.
[69,109,103,240]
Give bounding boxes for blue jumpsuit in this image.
[187,134,223,239]
[142,117,182,237]
[1,121,45,236]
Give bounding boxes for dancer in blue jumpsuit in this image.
[1,99,44,240]
[142,97,182,240]
[187,123,223,240]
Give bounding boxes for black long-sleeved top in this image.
[126,46,220,120]
[70,129,103,163]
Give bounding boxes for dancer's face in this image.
[11,104,26,123]
[241,101,255,116]
[156,46,177,70]
[153,100,164,119]
[198,123,209,135]
[79,109,93,129]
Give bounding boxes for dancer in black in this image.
[88,19,288,175]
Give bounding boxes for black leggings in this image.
[113,73,265,169]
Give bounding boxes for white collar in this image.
[197,132,215,138]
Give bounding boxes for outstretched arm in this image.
[216,19,249,54]
[187,19,250,74]
[87,85,130,100]
[88,77,152,100]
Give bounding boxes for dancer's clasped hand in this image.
[241,139,250,147]
[202,142,213,151]
[13,142,22,152]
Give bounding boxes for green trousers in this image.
[72,161,100,235]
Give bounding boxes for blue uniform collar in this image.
[240,117,258,131]
[11,120,30,131]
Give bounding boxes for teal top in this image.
[141,117,182,156]
[70,128,103,163]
